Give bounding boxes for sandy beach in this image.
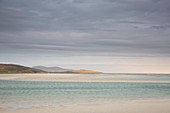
[0,73,170,83]
[1,73,170,113]
[1,101,170,113]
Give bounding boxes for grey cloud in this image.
[150,25,170,30]
[0,0,170,57]
[0,0,169,32]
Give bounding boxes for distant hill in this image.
[0,64,45,74]
[33,66,72,72]
[33,66,102,73]
[0,64,102,74]
[66,69,102,74]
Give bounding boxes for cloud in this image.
[0,0,169,32]
[0,0,170,57]
[150,25,170,30]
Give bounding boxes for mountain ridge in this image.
[0,64,45,74]
[0,64,102,74]
[33,66,102,73]
[33,66,72,72]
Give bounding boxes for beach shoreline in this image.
[1,100,170,113]
[1,73,170,113]
[0,73,170,83]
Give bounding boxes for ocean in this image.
[0,73,170,109]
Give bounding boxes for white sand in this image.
[0,73,170,83]
[1,74,170,113]
[1,101,170,113]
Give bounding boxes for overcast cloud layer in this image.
[0,0,170,72]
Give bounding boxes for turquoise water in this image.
[0,73,170,108]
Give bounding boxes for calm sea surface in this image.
[0,73,170,109]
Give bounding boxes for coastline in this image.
[1,73,170,113]
[1,100,170,113]
[0,73,170,83]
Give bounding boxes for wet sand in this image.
[0,73,170,83]
[0,74,170,113]
[1,101,170,113]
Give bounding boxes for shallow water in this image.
[0,73,170,108]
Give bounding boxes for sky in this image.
[0,0,170,73]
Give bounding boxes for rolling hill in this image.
[33,66,72,72]
[66,69,102,74]
[0,64,45,74]
[0,64,102,74]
